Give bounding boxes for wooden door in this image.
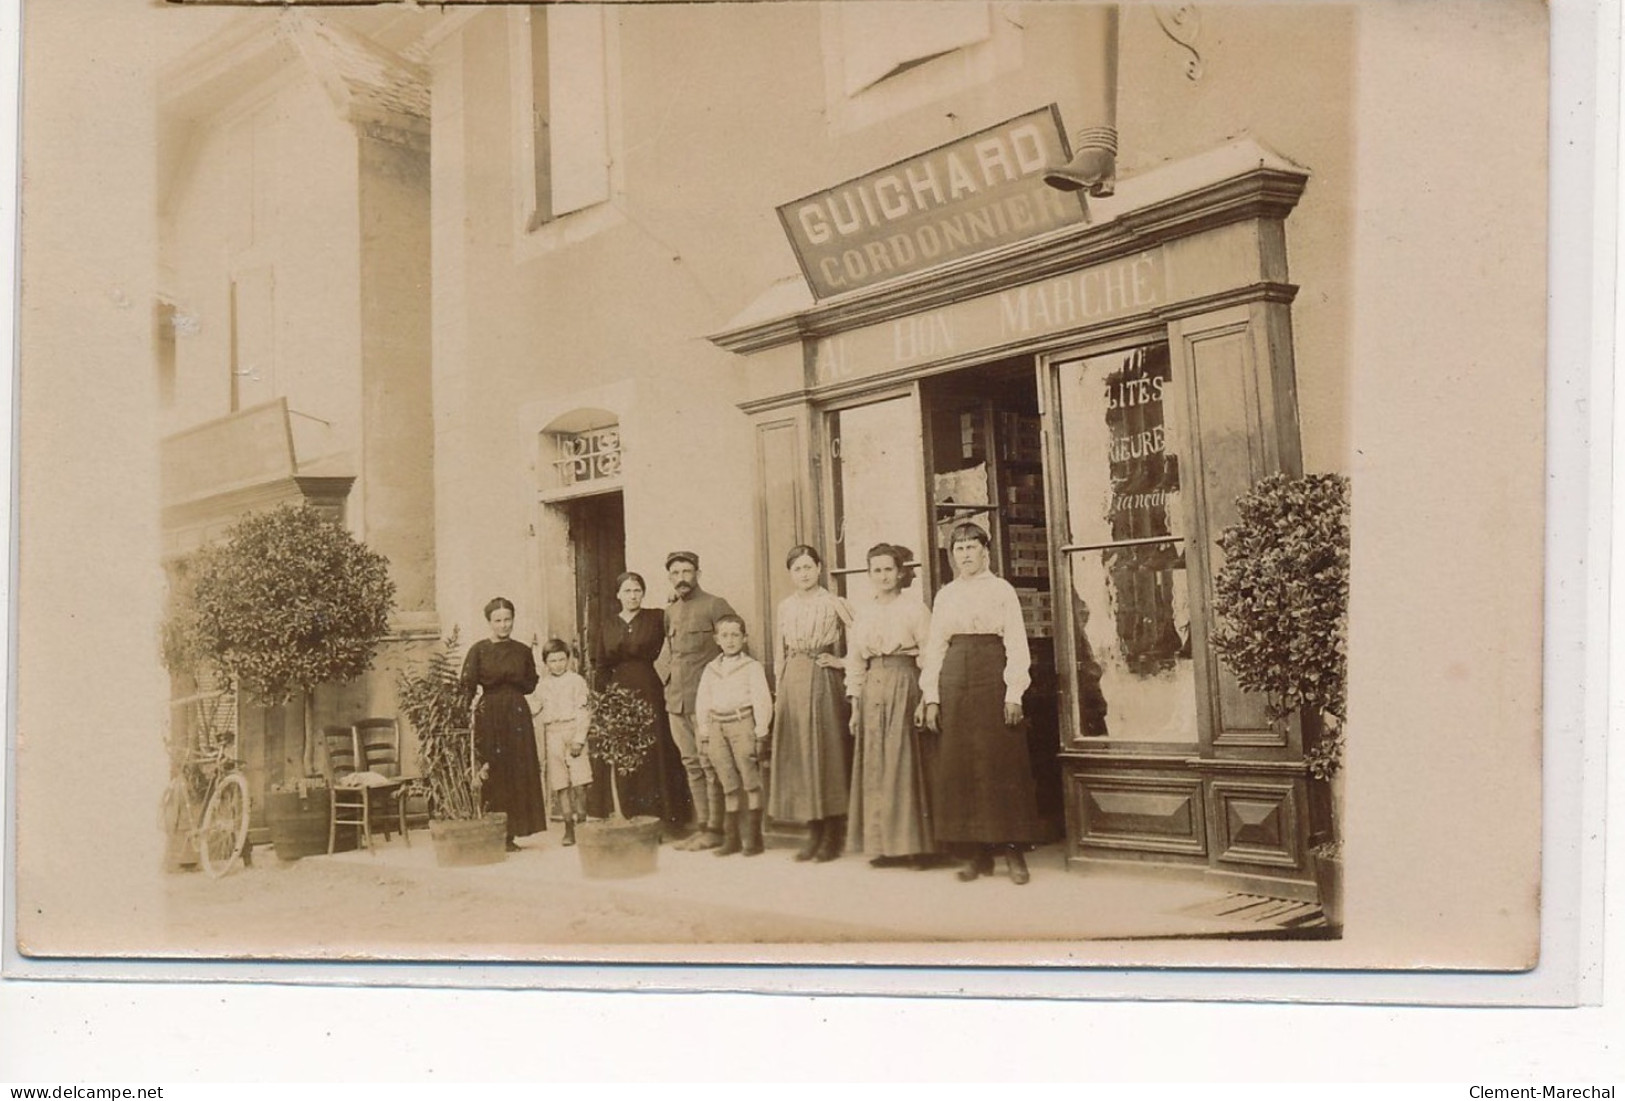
[567,491,626,681]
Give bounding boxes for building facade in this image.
[421,2,1352,900]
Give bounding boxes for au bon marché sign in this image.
[778,106,1088,299]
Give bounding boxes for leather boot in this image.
[562,817,576,847]
[676,775,712,850]
[691,798,725,851]
[814,815,846,863]
[1004,845,1030,885]
[795,818,825,862]
[742,808,764,856]
[714,811,742,857]
[957,846,995,882]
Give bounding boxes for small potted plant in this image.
[1210,471,1350,926]
[576,682,662,878]
[397,630,507,867]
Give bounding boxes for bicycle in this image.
[160,695,251,878]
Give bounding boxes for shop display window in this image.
[1055,342,1197,742]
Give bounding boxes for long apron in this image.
[930,634,1045,845]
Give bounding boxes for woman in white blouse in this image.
[844,543,938,868]
[920,522,1045,885]
[767,544,855,863]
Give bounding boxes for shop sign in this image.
[811,249,1163,389]
[778,106,1087,300]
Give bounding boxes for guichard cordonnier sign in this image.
[777,105,1088,299]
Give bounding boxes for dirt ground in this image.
[157,826,1326,964]
[162,840,900,955]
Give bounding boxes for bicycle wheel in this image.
[199,772,250,879]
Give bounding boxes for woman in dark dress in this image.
[596,571,690,833]
[461,596,549,850]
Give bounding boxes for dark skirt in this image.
[587,659,690,827]
[847,655,935,856]
[931,634,1045,845]
[474,686,549,838]
[767,651,849,822]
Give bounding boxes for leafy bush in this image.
[163,503,396,774]
[588,682,658,820]
[396,629,486,822]
[1209,473,1351,727]
[1304,730,1345,782]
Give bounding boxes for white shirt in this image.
[694,652,774,741]
[844,594,932,698]
[535,670,591,748]
[918,569,1032,706]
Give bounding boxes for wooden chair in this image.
[326,722,411,854]
[354,717,415,844]
[325,725,365,855]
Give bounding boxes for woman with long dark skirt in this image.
[919,523,1045,885]
[461,597,549,850]
[595,571,690,834]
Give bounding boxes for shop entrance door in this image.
[918,360,1066,841]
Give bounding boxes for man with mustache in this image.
[662,551,737,851]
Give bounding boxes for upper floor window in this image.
[512,5,611,232]
[838,2,992,96]
[820,2,1019,134]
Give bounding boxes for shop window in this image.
[513,5,611,231]
[1055,342,1197,742]
[828,396,927,602]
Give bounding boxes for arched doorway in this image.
[538,408,627,818]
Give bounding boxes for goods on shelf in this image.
[1003,472,1044,522]
[959,412,985,460]
[996,412,1043,463]
[1016,587,1054,639]
[1005,522,1050,579]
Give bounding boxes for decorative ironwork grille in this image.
[550,425,622,488]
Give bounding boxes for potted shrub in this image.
[576,682,662,879]
[162,504,396,861]
[397,630,507,867]
[1209,472,1350,925]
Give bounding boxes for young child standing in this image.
[534,638,593,846]
[693,614,772,857]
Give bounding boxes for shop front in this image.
[713,132,1325,900]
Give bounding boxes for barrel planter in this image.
[267,788,352,862]
[577,815,662,879]
[430,813,508,867]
